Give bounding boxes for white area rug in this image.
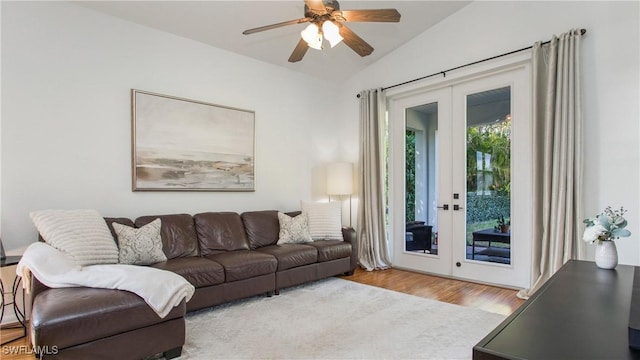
[178,277,505,359]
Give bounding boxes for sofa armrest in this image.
[31,275,51,301]
[342,227,357,272]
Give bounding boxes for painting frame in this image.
[131,89,255,192]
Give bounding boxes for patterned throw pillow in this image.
[300,201,344,241]
[277,212,313,245]
[112,218,167,265]
[30,209,119,266]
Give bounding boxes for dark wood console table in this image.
[474,260,640,359]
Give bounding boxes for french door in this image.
[388,65,531,288]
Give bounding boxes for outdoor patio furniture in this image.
[471,228,510,260]
[405,222,433,253]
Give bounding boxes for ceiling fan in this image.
[242,0,401,63]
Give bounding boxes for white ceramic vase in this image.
[595,240,618,269]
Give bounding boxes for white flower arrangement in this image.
[583,206,631,244]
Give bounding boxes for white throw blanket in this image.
[17,242,195,318]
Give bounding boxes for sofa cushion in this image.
[194,212,250,255]
[307,240,352,262]
[241,210,280,249]
[30,209,119,266]
[136,214,199,259]
[277,212,313,244]
[205,251,277,282]
[257,244,318,271]
[113,219,167,265]
[301,201,344,240]
[152,256,225,288]
[31,287,185,350]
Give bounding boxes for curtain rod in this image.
[356,28,586,98]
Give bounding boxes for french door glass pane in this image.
[465,87,511,264]
[405,102,438,255]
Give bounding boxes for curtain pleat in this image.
[357,88,392,271]
[519,29,584,299]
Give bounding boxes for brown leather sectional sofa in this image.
[29,210,357,359]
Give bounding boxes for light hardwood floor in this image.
[1,326,31,360]
[1,267,523,359]
[340,267,524,316]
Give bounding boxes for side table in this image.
[471,229,511,260]
[1,255,26,345]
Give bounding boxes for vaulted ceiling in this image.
[76,1,471,81]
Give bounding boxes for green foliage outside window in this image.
[467,120,511,196]
[406,130,416,223]
[466,119,511,225]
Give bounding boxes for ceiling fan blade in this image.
[243,18,311,35]
[305,0,327,14]
[337,23,374,57]
[288,38,309,63]
[338,9,401,23]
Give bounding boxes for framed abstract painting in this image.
[131,90,255,191]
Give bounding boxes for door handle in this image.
[453,204,464,211]
[437,204,449,211]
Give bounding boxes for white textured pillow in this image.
[30,209,119,266]
[300,201,343,241]
[277,212,313,245]
[113,218,167,265]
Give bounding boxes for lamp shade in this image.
[301,23,322,50]
[327,162,353,195]
[322,21,343,48]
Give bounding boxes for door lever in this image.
[453,204,464,211]
[437,204,449,211]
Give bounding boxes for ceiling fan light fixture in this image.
[301,23,323,50]
[242,1,400,62]
[322,21,343,48]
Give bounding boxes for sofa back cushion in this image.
[194,212,250,255]
[241,210,280,249]
[135,214,199,259]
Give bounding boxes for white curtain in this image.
[518,29,585,299]
[357,88,392,271]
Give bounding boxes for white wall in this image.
[1,1,342,251]
[340,1,640,265]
